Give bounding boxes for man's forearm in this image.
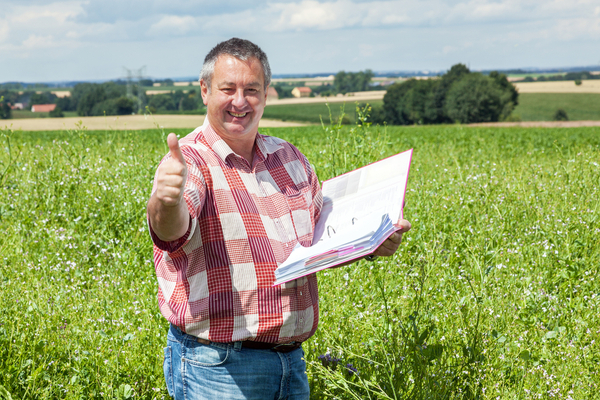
[147,193,190,242]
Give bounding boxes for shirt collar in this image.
[200,119,284,164]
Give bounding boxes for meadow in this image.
[1,111,599,399]
[263,101,383,124]
[512,93,600,121]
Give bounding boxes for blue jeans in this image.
[163,325,310,400]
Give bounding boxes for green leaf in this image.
[519,350,531,361]
[0,385,13,400]
[545,331,557,339]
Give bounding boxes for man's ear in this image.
[200,79,209,105]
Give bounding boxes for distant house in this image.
[267,86,279,101]
[10,103,24,110]
[31,104,56,112]
[291,87,312,98]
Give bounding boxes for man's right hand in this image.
[156,133,188,207]
[147,133,191,242]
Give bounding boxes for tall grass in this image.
[1,113,599,399]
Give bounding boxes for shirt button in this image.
[300,318,304,323]
[300,291,303,296]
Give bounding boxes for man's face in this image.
[200,55,268,146]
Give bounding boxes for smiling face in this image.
[200,55,268,155]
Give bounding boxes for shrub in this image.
[49,106,64,118]
[0,96,11,119]
[553,109,569,121]
[575,80,582,86]
[90,96,134,116]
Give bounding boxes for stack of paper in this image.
[273,149,413,286]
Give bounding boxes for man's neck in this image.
[222,134,257,165]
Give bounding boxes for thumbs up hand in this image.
[156,133,188,207]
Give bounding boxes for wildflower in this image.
[318,353,341,369]
[345,363,358,376]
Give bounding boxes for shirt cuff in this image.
[148,215,194,254]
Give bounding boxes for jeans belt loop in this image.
[233,341,243,351]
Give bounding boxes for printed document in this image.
[273,149,413,285]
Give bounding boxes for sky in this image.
[1,0,600,82]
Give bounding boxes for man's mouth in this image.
[228,111,247,118]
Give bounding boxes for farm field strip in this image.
[514,80,600,93]
[1,114,307,131]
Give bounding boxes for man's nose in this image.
[232,89,248,108]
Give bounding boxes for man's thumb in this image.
[167,133,185,165]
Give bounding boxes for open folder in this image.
[273,148,413,286]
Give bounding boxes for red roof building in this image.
[31,104,57,112]
[291,87,312,98]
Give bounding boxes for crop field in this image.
[514,93,600,122]
[1,117,599,399]
[514,80,600,94]
[263,100,384,124]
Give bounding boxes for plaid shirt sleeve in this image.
[148,142,206,254]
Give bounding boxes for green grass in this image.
[1,119,600,399]
[514,93,600,121]
[10,110,78,119]
[263,100,383,124]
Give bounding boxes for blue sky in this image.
[1,0,600,82]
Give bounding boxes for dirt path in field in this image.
[2,115,308,131]
[470,121,600,128]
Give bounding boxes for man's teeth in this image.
[229,111,247,117]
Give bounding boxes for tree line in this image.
[0,82,205,119]
[370,64,519,125]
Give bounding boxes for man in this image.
[147,38,411,400]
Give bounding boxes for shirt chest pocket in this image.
[281,184,314,243]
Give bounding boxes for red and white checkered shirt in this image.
[149,123,323,343]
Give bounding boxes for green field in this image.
[11,110,78,119]
[1,120,599,399]
[514,93,600,121]
[263,100,383,124]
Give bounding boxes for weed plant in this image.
[1,111,599,399]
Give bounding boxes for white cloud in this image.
[22,34,57,49]
[2,0,600,81]
[149,15,198,35]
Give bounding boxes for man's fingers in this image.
[387,231,403,245]
[167,133,186,165]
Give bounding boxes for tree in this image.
[91,96,134,116]
[445,73,505,123]
[28,92,57,106]
[0,96,11,119]
[382,79,441,125]
[148,93,177,112]
[72,82,127,116]
[55,97,74,112]
[49,106,64,118]
[334,70,375,94]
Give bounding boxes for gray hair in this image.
[199,38,271,91]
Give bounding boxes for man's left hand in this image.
[372,219,411,257]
